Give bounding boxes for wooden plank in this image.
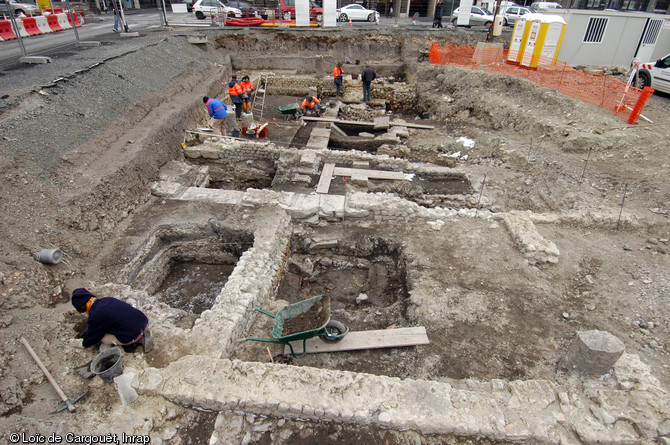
[333,167,405,181]
[316,163,335,194]
[285,327,430,355]
[302,116,434,130]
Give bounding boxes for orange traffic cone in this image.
[348,18,352,26]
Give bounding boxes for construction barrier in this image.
[20,17,42,35]
[56,13,72,30]
[44,8,64,14]
[34,15,53,33]
[0,20,17,40]
[70,2,95,24]
[11,18,29,37]
[46,14,63,32]
[428,43,654,125]
[66,11,82,27]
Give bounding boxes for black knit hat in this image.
[71,288,95,310]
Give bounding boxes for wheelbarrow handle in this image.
[253,308,276,318]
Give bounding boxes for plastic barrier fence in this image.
[34,15,53,33]
[428,43,654,125]
[56,13,73,30]
[0,20,17,40]
[46,14,63,31]
[11,18,29,37]
[21,17,42,35]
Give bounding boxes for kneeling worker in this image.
[300,95,321,116]
[72,288,153,353]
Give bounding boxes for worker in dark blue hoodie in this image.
[71,288,153,353]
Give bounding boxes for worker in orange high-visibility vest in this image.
[224,75,244,119]
[239,75,255,114]
[300,95,322,116]
[333,62,343,96]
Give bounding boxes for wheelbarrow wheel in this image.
[320,320,348,343]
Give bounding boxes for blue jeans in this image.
[334,78,342,95]
[363,82,371,101]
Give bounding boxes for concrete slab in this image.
[20,56,52,64]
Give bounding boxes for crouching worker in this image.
[72,288,153,353]
[300,95,322,116]
[204,96,228,136]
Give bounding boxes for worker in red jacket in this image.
[333,62,343,96]
[240,75,255,114]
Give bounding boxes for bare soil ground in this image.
[0,27,668,444]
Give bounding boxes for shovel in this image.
[20,337,88,413]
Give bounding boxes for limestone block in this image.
[560,330,625,376]
[358,132,375,138]
[351,173,368,187]
[150,181,186,199]
[352,160,370,169]
[373,116,390,130]
[299,151,317,167]
[319,194,345,219]
[282,194,319,219]
[391,126,410,139]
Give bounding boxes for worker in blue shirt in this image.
[203,96,228,136]
[72,288,153,353]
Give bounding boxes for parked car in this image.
[227,0,263,17]
[193,0,242,19]
[172,0,194,12]
[637,53,670,94]
[0,0,41,17]
[501,5,531,25]
[529,1,562,12]
[337,3,379,22]
[451,6,494,27]
[279,0,323,22]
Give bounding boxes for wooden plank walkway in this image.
[316,163,336,194]
[285,326,430,355]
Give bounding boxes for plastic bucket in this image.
[33,248,62,264]
[90,347,123,382]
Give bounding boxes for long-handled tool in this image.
[20,337,87,413]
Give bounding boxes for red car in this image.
[278,0,322,22]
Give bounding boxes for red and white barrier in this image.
[20,17,42,36]
[46,14,63,32]
[11,19,30,37]
[34,16,53,33]
[0,20,17,41]
[56,13,72,30]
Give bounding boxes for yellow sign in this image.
[37,0,52,12]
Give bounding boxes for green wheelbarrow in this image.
[272,102,301,120]
[245,295,349,358]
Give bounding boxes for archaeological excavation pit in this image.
[123,223,253,327]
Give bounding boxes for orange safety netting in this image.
[428,42,654,125]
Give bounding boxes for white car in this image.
[529,1,562,12]
[637,53,670,94]
[451,6,494,27]
[337,4,379,22]
[0,0,41,17]
[193,0,242,19]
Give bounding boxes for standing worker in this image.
[333,62,344,97]
[72,288,153,353]
[433,0,444,28]
[204,96,228,136]
[240,75,255,114]
[361,63,376,102]
[224,75,244,120]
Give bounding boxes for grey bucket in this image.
[90,347,123,382]
[33,249,63,265]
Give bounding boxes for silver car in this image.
[451,6,494,27]
[501,6,531,26]
[0,0,41,17]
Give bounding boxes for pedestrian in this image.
[333,62,344,97]
[239,75,255,114]
[110,0,129,33]
[388,4,393,17]
[433,0,444,28]
[71,288,153,353]
[204,96,228,136]
[361,62,376,102]
[224,75,244,120]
